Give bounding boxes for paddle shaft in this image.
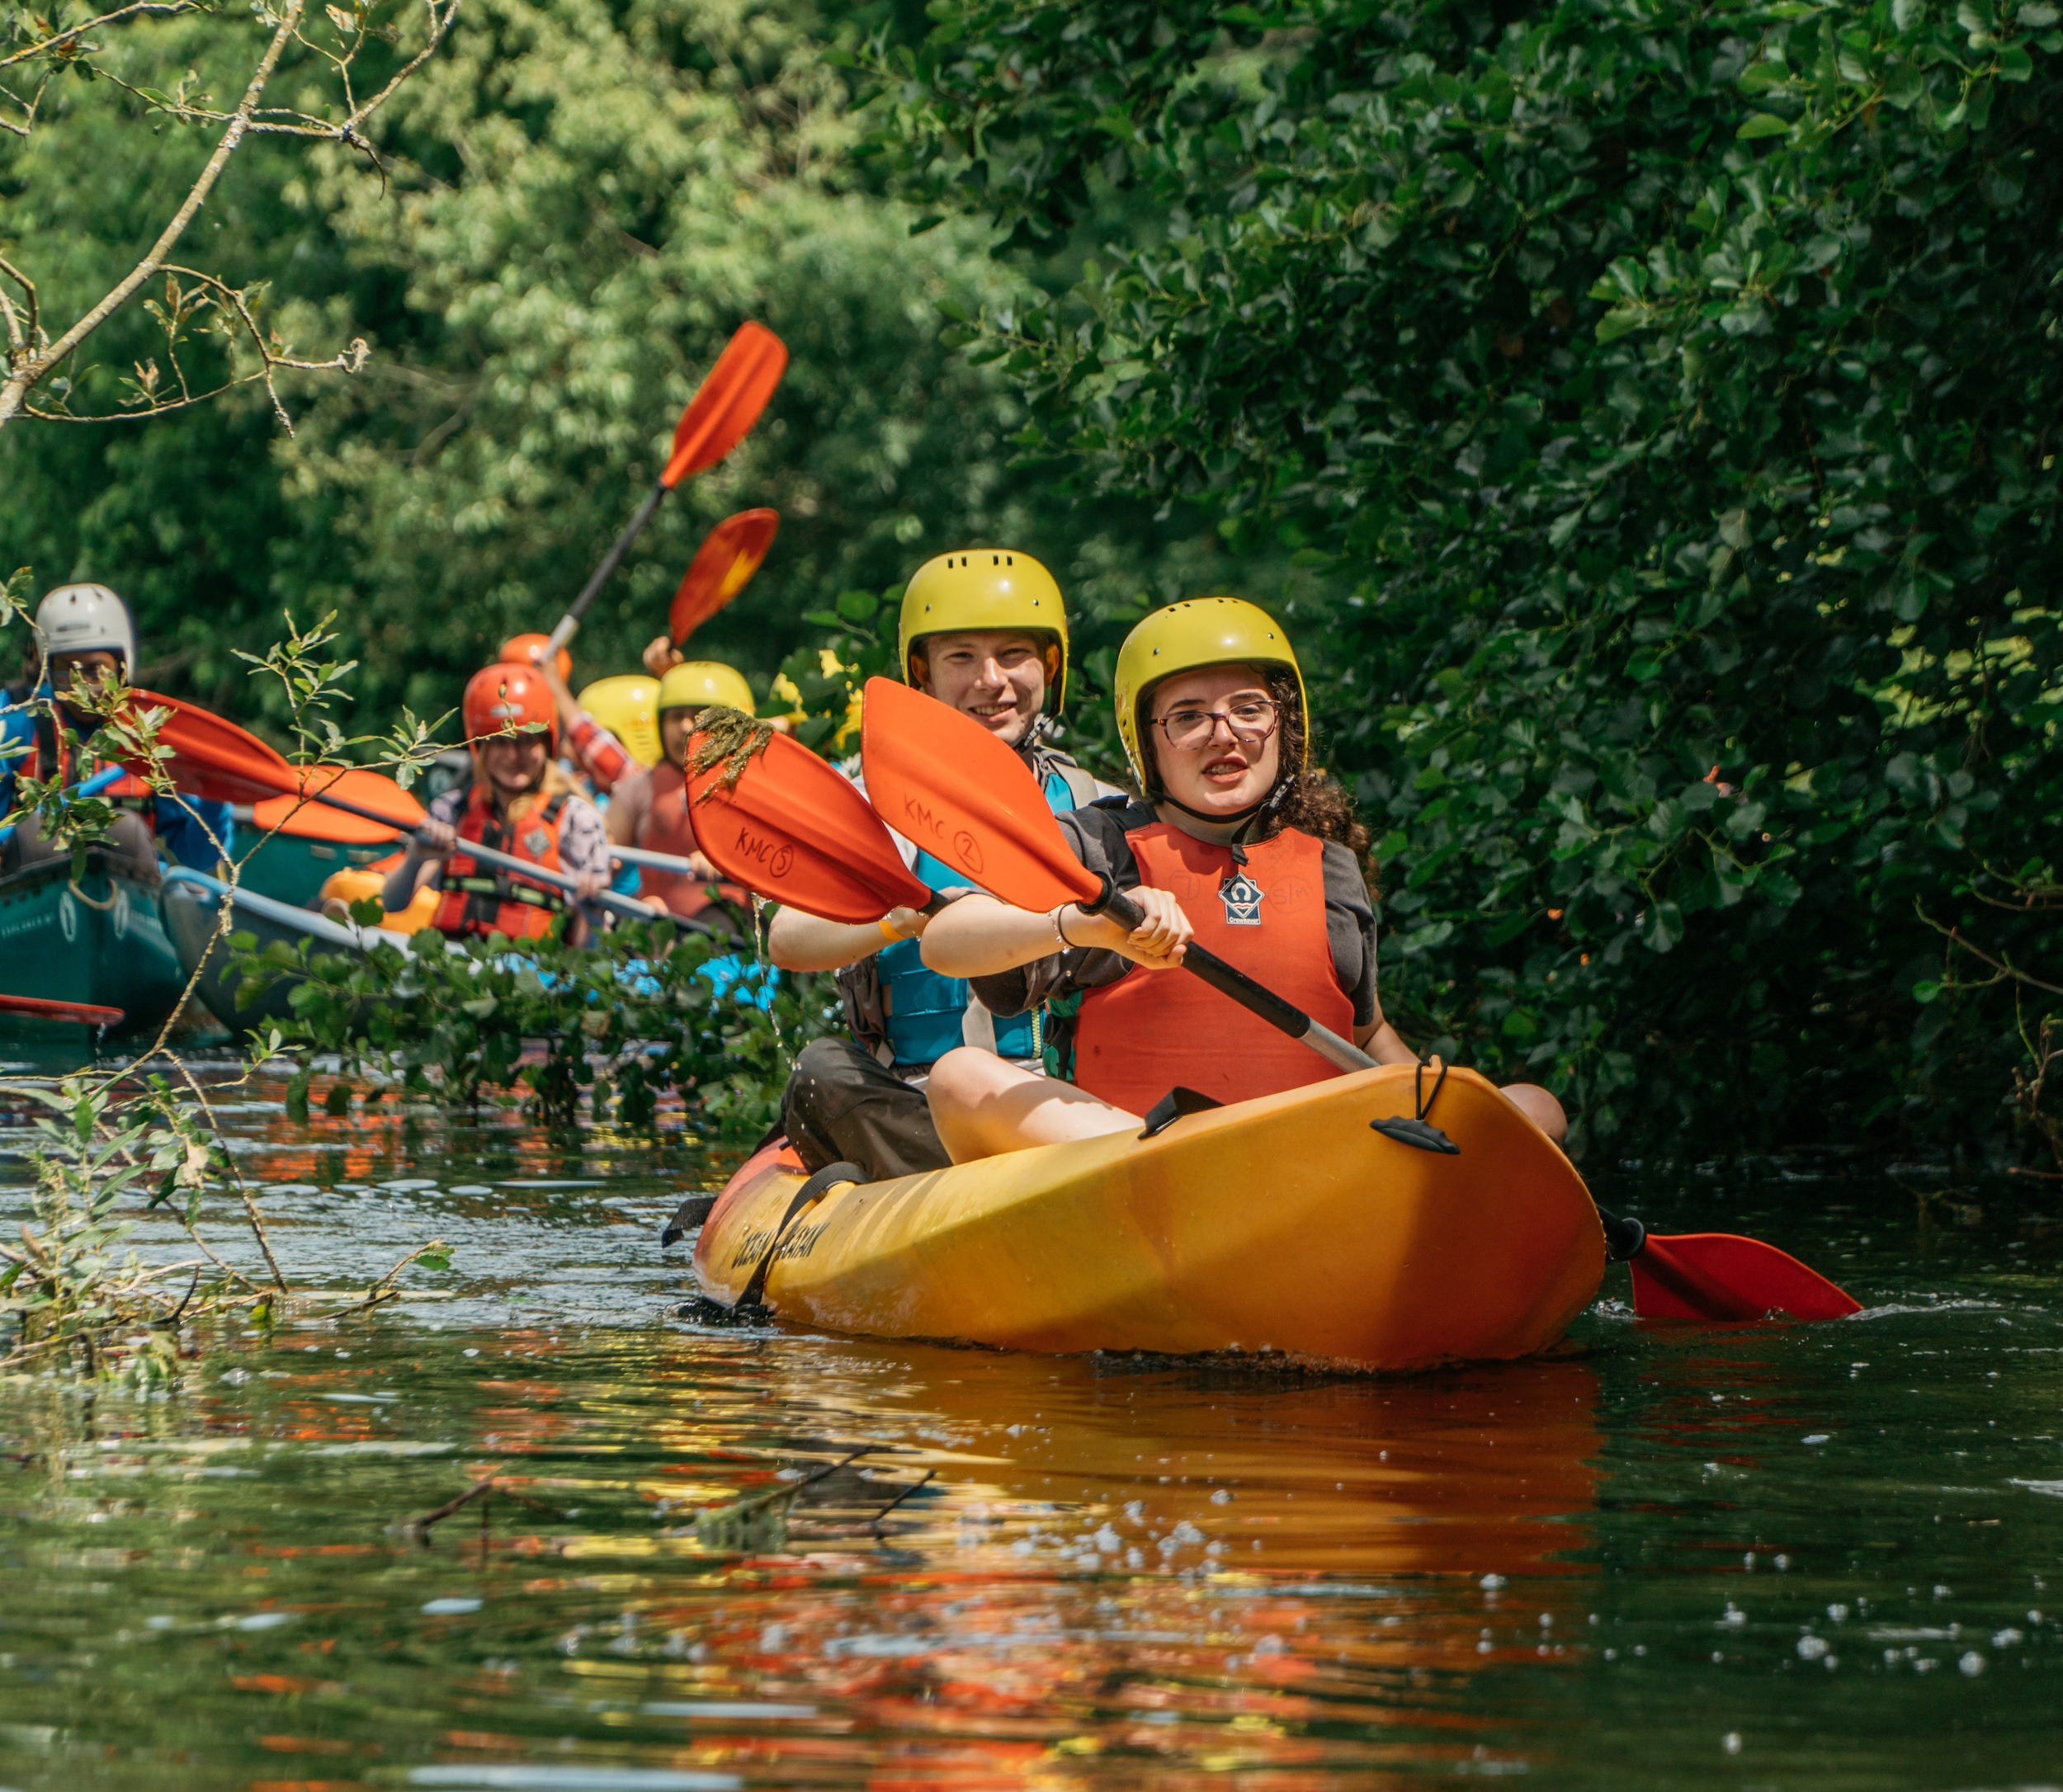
[1088,882,1370,1076]
[1083,880,1664,1248]
[292,783,654,926]
[546,481,666,655]
[0,762,128,846]
[610,842,720,876]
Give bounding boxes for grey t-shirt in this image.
[970,799,1379,1026]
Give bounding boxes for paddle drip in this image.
[687,706,777,804]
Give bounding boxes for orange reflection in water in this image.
[463,1341,1609,1786]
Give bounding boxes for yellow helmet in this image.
[897,549,1068,708]
[657,661,755,716]
[1113,597,1309,787]
[575,675,662,766]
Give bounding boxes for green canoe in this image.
[161,867,412,1032]
[233,822,394,908]
[0,846,189,1039]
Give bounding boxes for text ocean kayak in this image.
[692,1063,1604,1372]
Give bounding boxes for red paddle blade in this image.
[123,690,298,805]
[0,992,125,1027]
[1631,1232,1863,1323]
[253,766,426,842]
[686,725,930,923]
[661,323,788,488]
[670,507,780,644]
[859,677,1100,909]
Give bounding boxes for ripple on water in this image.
[2,1066,2061,1790]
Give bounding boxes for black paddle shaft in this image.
[1083,874,1645,1243]
[548,481,667,651]
[1084,878,1368,1075]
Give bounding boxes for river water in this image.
[2,1057,2060,1790]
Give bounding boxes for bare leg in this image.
[925,1047,1142,1163]
[1501,1082,1568,1144]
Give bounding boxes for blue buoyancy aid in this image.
[876,765,1081,1068]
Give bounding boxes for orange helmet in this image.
[498,632,573,682]
[462,664,558,749]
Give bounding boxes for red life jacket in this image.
[633,761,747,920]
[1071,822,1353,1115]
[429,785,570,941]
[17,712,153,807]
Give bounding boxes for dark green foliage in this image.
[866,0,2063,1158]
[241,916,838,1138]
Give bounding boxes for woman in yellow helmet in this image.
[918,598,1569,1161]
[766,549,1122,1185]
[605,661,757,930]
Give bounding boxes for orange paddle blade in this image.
[123,690,298,805]
[1631,1232,1862,1323]
[0,992,125,1027]
[253,766,426,842]
[670,508,779,644]
[661,323,788,489]
[858,677,1099,910]
[686,726,929,924]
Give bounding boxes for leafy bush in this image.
[866,0,2063,1160]
[243,906,838,1138]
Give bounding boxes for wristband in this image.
[879,914,904,941]
[1053,906,1077,950]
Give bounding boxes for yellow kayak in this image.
[692,1062,1604,1373]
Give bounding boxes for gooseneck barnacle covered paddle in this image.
[679,708,933,925]
[852,677,1861,1326]
[120,691,661,928]
[545,323,789,658]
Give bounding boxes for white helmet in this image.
[36,582,136,674]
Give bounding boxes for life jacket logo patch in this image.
[1219,871,1265,926]
[522,826,552,859]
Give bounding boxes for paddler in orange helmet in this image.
[382,663,614,945]
[604,660,753,934]
[917,598,1569,1160]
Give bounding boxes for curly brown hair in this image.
[1135,666,1371,868]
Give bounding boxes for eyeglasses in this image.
[1149,696,1281,751]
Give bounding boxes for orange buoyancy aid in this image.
[1071,822,1354,1115]
[429,785,570,941]
[635,761,747,920]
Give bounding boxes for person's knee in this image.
[1502,1082,1568,1144]
[926,1045,1008,1107]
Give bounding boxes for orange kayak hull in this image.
[691,1063,1603,1373]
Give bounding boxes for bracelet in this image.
[879,914,904,941]
[1052,906,1077,950]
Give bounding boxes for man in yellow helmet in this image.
[767,549,1121,1182]
[606,661,757,930]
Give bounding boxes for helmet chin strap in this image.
[1157,775,1292,865]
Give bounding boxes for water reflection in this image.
[5,1067,2063,1790]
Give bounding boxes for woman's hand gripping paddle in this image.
[681,711,931,924]
[857,676,1366,1073]
[545,323,788,657]
[855,677,1862,1326]
[121,692,659,927]
[670,508,779,646]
